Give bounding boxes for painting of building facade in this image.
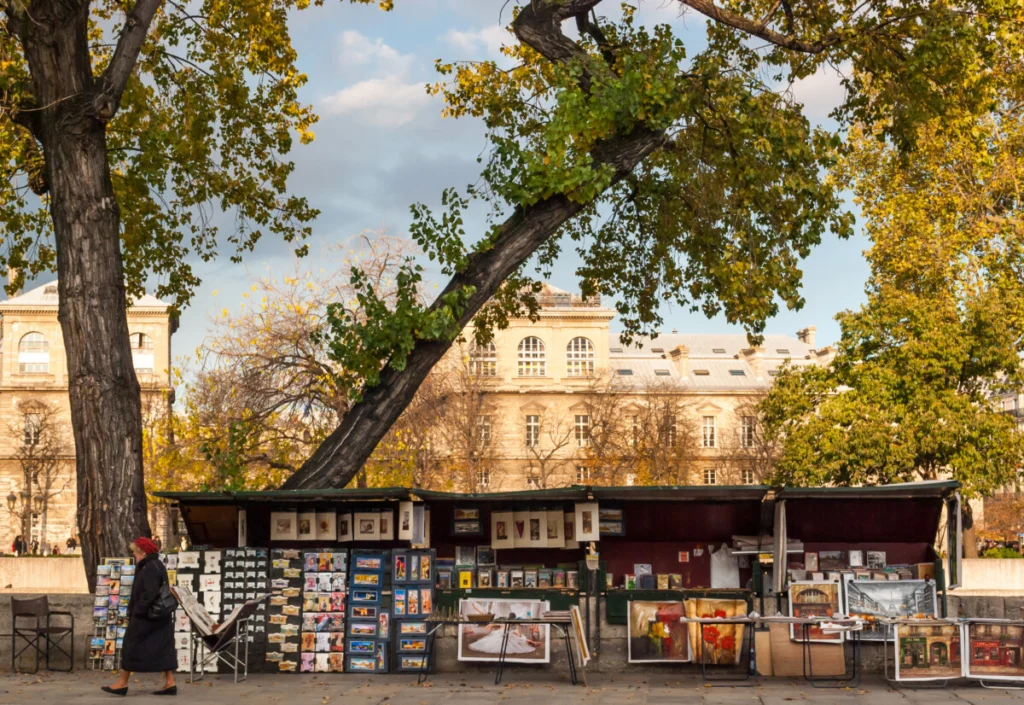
[964,621,1024,681]
[895,623,962,680]
[788,581,842,643]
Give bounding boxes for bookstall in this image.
[152,480,964,681]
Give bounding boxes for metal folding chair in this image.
[11,595,74,673]
[188,600,262,683]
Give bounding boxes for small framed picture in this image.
[496,570,509,588]
[393,553,408,583]
[478,568,492,588]
[453,508,480,521]
[510,570,524,588]
[476,546,496,566]
[398,637,427,653]
[452,520,483,536]
[354,513,379,541]
[455,545,476,567]
[437,568,452,590]
[378,510,394,541]
[524,570,538,588]
[399,621,428,635]
[337,513,352,543]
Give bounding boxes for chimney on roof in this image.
[796,326,817,348]
[6,267,20,297]
[738,347,766,380]
[813,345,837,366]
[667,344,689,377]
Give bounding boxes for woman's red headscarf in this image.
[133,537,159,554]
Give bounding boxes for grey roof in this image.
[611,332,816,360]
[607,332,822,391]
[1,280,168,309]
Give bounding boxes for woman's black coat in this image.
[120,553,177,672]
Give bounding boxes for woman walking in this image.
[102,537,177,696]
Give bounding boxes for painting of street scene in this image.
[843,579,937,641]
[895,623,962,680]
[964,621,1024,681]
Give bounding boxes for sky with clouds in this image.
[12,1,871,374]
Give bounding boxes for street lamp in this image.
[32,494,43,512]
[5,491,14,512]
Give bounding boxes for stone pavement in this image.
[2,670,1023,705]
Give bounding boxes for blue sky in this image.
[13,1,871,369]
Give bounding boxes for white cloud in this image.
[788,63,851,123]
[338,30,412,74]
[320,77,430,127]
[444,25,508,59]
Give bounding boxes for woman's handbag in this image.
[148,574,178,620]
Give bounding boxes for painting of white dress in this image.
[457,598,550,663]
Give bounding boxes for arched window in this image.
[130,332,154,374]
[517,337,546,377]
[18,332,49,374]
[566,337,595,377]
[469,340,497,377]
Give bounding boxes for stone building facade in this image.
[430,285,834,491]
[0,280,173,553]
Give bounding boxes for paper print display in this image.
[398,501,414,540]
[315,511,337,541]
[297,512,316,541]
[843,579,937,641]
[528,511,546,548]
[513,511,530,546]
[895,623,963,681]
[270,512,298,541]
[598,508,625,536]
[457,599,550,663]
[964,620,1024,681]
[491,510,514,550]
[788,581,843,643]
[627,601,691,663]
[378,510,394,540]
[574,502,599,542]
[354,513,379,540]
[544,510,565,548]
[684,598,747,666]
[337,513,352,542]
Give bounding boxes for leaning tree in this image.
[284,0,1024,489]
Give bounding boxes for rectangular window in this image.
[477,415,492,448]
[23,413,41,446]
[661,414,678,447]
[477,468,491,488]
[741,416,756,448]
[742,467,756,485]
[525,415,540,448]
[575,466,591,484]
[702,416,716,448]
[703,468,717,485]
[574,414,590,448]
[625,473,637,486]
[525,471,540,490]
[629,415,640,448]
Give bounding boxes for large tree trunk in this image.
[18,1,151,589]
[283,0,662,490]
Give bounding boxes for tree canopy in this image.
[285,0,1024,489]
[760,93,1024,500]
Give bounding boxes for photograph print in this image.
[457,598,550,663]
[843,579,937,641]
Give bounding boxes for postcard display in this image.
[299,549,348,673]
[166,550,227,673]
[346,550,390,673]
[221,548,271,671]
[266,549,304,672]
[90,558,135,670]
[391,549,435,672]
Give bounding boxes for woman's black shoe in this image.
[153,686,177,696]
[101,686,128,696]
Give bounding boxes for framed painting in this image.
[963,620,1024,682]
[788,581,843,643]
[457,598,550,664]
[627,601,690,663]
[684,598,747,666]
[843,578,937,641]
[894,622,963,681]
